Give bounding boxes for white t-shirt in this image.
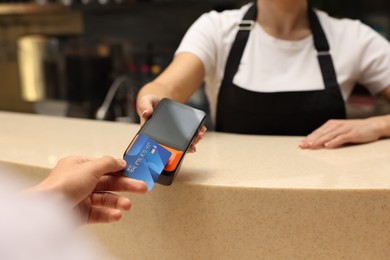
[176,3,390,123]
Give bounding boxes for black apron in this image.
[215,3,346,136]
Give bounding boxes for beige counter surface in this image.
[1,111,390,259]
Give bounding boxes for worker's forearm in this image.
[137,81,174,102]
[136,80,195,118]
[137,79,195,104]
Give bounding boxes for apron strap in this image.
[308,7,339,89]
[223,2,257,83]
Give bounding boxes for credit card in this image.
[123,133,172,190]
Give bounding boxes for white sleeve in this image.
[356,23,390,95]
[175,11,221,76]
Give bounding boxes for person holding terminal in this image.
[137,0,390,149]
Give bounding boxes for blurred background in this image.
[0,0,389,126]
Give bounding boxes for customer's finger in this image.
[87,206,123,224]
[90,192,132,211]
[94,175,148,194]
[82,156,126,178]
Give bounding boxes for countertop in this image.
[1,111,390,189]
[1,111,390,259]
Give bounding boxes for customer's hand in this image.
[29,156,147,224]
[299,117,387,149]
[136,94,207,153]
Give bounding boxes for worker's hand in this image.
[299,117,387,149]
[137,94,161,126]
[136,94,207,153]
[29,156,147,225]
[189,125,207,153]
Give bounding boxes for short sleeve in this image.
[357,23,390,95]
[175,11,221,76]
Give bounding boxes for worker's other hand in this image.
[30,156,147,225]
[299,118,385,149]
